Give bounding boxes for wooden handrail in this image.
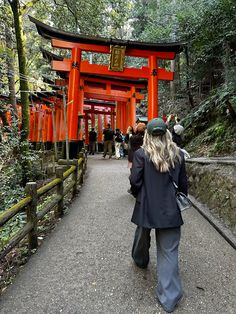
[37,178,61,197]
[0,196,31,227]
[0,152,87,260]
[63,165,76,179]
[0,222,33,260]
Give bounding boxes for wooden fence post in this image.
[81,148,86,172]
[72,159,78,198]
[56,167,64,218]
[25,182,38,250]
[79,152,84,185]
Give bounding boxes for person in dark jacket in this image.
[124,125,134,164]
[88,128,97,155]
[130,117,188,313]
[114,128,123,159]
[128,122,146,168]
[103,123,114,159]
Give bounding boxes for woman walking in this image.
[125,126,134,168]
[130,118,188,313]
[128,122,146,169]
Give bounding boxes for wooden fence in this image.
[0,150,87,261]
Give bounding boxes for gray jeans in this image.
[132,226,183,311]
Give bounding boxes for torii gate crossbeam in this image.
[30,16,183,141]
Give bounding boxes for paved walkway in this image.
[0,156,236,314]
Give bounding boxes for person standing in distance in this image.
[102,123,114,159]
[88,127,97,155]
[130,118,188,313]
[114,128,123,159]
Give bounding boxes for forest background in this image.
[0,0,236,214]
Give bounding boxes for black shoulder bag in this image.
[169,174,192,211]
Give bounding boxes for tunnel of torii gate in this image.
[46,74,146,145]
[53,75,145,133]
[30,16,183,147]
[39,73,146,147]
[40,48,147,144]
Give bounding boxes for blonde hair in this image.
[142,129,181,172]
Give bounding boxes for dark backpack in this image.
[104,128,114,140]
[115,133,123,143]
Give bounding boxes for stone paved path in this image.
[0,156,236,314]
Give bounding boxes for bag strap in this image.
[168,173,179,191]
[169,172,192,205]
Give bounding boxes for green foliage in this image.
[0,131,43,212]
[130,0,236,109]
[182,84,234,130]
[0,213,26,251]
[182,83,236,155]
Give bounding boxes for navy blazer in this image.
[130,148,188,229]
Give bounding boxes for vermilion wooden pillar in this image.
[118,102,124,132]
[42,109,47,142]
[104,112,108,128]
[34,111,39,142]
[78,78,84,140]
[78,78,84,116]
[116,102,122,130]
[91,112,95,128]
[121,102,127,134]
[126,101,131,130]
[78,118,83,141]
[97,114,103,143]
[47,111,52,142]
[111,107,115,130]
[38,107,43,142]
[148,56,158,120]
[34,110,39,142]
[54,103,59,141]
[68,47,81,140]
[130,86,136,128]
[29,112,34,142]
[85,114,89,145]
[58,102,65,141]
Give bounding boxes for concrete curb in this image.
[186,158,236,166]
[189,195,236,250]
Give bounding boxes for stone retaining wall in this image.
[186,162,236,235]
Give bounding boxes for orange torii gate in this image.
[53,76,144,133]
[43,62,147,134]
[51,75,146,134]
[83,104,115,145]
[30,16,183,142]
[83,100,115,144]
[40,48,147,135]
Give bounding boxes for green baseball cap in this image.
[147,118,167,136]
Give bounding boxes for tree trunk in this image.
[4,3,17,123]
[9,0,30,184]
[184,46,194,107]
[170,59,175,100]
[9,0,30,141]
[176,54,181,89]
